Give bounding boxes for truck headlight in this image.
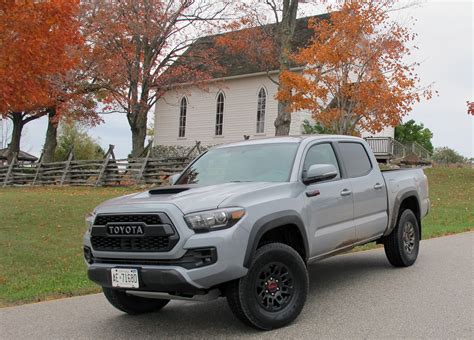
[184,208,245,232]
[85,212,95,232]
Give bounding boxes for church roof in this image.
[0,148,38,162]
[174,13,330,81]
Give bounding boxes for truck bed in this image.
[382,168,430,233]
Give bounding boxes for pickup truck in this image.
[83,135,429,330]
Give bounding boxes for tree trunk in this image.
[7,113,24,163]
[274,0,299,136]
[129,107,148,157]
[275,98,292,135]
[42,108,58,163]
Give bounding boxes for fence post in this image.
[139,140,153,158]
[32,150,44,186]
[96,145,115,187]
[184,141,201,159]
[3,152,17,187]
[60,149,74,186]
[136,146,152,185]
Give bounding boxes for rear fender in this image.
[384,190,421,237]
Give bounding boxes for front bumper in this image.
[83,203,249,292]
[88,264,204,293]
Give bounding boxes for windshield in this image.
[176,143,299,185]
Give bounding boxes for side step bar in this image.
[126,288,221,302]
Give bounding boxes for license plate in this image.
[111,268,139,288]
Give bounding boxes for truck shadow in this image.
[101,250,398,337]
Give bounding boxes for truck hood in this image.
[95,182,284,214]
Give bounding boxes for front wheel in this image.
[384,209,420,267]
[103,287,170,315]
[226,243,309,330]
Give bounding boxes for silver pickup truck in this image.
[83,135,429,330]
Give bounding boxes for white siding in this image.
[154,73,395,146]
[154,74,304,146]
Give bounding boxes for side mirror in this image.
[303,164,338,185]
[169,173,180,185]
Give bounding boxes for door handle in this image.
[340,189,352,196]
[374,183,383,190]
[305,189,320,198]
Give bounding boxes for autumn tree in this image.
[0,0,85,162]
[278,0,433,135]
[467,101,473,115]
[85,0,234,157]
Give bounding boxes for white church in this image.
[154,16,394,148]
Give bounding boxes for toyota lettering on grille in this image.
[107,224,145,236]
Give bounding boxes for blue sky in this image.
[12,1,474,159]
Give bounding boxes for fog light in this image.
[83,246,93,264]
[180,248,217,269]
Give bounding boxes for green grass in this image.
[0,187,136,306]
[0,167,472,306]
[420,167,473,236]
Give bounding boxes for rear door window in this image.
[338,142,372,178]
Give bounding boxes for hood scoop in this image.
[148,185,193,195]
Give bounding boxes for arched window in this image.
[256,88,266,133]
[215,92,225,135]
[178,97,187,137]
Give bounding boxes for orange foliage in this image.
[277,0,434,135]
[0,0,84,116]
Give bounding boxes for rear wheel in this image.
[103,287,170,315]
[384,209,420,267]
[226,243,308,330]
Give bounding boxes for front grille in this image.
[94,214,162,226]
[91,236,170,252]
[90,213,179,252]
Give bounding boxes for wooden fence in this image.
[0,143,200,187]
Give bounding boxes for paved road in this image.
[1,232,472,339]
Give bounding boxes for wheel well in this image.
[399,196,421,236]
[257,224,307,262]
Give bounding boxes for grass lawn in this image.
[0,167,472,306]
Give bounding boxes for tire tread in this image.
[384,209,419,267]
[227,242,308,330]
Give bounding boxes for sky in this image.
[7,0,474,159]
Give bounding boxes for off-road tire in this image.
[226,243,308,330]
[103,287,170,315]
[384,209,420,267]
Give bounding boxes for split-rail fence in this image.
[1,142,203,187]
